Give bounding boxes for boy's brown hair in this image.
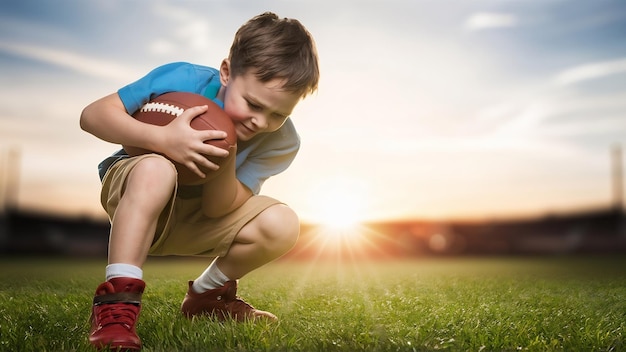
[229,12,319,98]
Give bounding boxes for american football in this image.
[123,92,236,184]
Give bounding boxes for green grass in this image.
[0,255,624,351]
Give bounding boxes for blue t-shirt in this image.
[98,62,300,196]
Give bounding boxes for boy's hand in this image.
[158,105,231,179]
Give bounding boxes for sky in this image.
[0,0,625,224]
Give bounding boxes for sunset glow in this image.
[307,176,368,229]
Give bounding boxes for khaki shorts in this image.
[100,154,282,257]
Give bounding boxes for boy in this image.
[80,12,319,351]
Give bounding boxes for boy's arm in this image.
[201,146,253,218]
[80,93,229,178]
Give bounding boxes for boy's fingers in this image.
[204,146,230,158]
[201,129,228,140]
[181,105,209,122]
[197,131,230,157]
[184,155,221,179]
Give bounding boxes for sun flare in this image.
[307,176,369,233]
[290,177,390,260]
[316,197,362,230]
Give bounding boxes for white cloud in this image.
[149,39,176,56]
[465,12,518,31]
[0,41,141,83]
[149,3,214,55]
[554,58,626,85]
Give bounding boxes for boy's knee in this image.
[127,156,177,190]
[256,204,300,250]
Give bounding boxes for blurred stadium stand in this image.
[1,207,624,258]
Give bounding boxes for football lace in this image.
[140,102,184,117]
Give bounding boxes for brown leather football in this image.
[123,92,236,185]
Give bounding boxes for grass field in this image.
[0,255,624,351]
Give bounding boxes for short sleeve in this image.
[117,62,220,115]
[236,120,300,194]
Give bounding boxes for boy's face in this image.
[220,61,301,142]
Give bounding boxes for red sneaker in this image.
[180,280,277,322]
[89,278,145,351]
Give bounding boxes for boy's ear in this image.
[219,59,231,86]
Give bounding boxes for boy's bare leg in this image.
[108,156,177,267]
[182,203,299,321]
[216,204,300,279]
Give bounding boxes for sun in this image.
[307,176,369,231]
[315,196,362,231]
[290,176,388,260]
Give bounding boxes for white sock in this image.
[106,263,143,281]
[192,259,229,293]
